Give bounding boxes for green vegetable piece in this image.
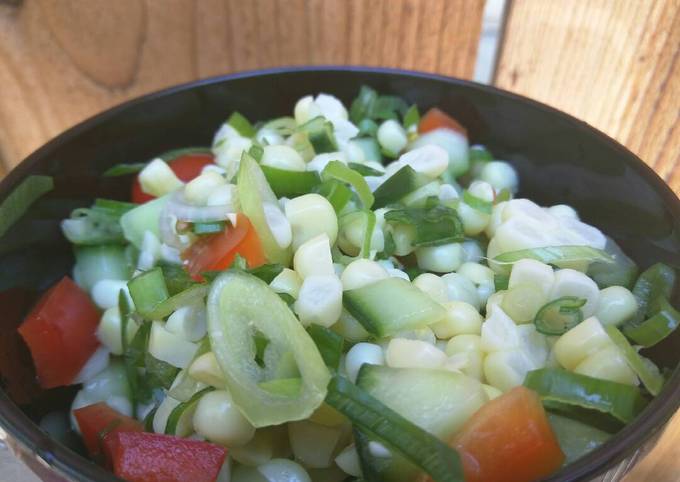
[523,368,648,424]
[207,271,330,427]
[623,297,680,347]
[348,162,384,177]
[62,208,126,245]
[258,378,303,398]
[145,352,180,390]
[298,116,338,154]
[228,112,256,138]
[403,105,420,130]
[248,144,264,162]
[146,284,209,320]
[261,165,321,198]
[534,297,586,336]
[167,338,212,402]
[352,137,382,163]
[605,326,664,395]
[193,221,226,235]
[630,263,676,325]
[384,204,464,247]
[246,263,285,284]
[322,161,374,209]
[462,190,492,214]
[93,199,138,217]
[238,152,292,266]
[0,175,53,239]
[344,277,447,337]
[74,244,131,292]
[373,165,430,209]
[468,146,493,164]
[357,118,379,137]
[158,262,196,295]
[166,387,214,435]
[493,246,615,275]
[372,95,409,121]
[103,163,147,177]
[350,86,379,124]
[325,375,464,482]
[494,274,509,291]
[547,413,611,465]
[104,147,212,177]
[495,189,512,203]
[120,194,169,249]
[307,325,344,370]
[313,179,353,214]
[262,117,297,136]
[127,267,170,318]
[587,237,638,289]
[158,147,212,162]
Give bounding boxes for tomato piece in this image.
[419,107,467,136]
[182,214,265,277]
[104,431,227,482]
[17,277,100,389]
[448,386,564,482]
[131,153,214,204]
[74,402,143,463]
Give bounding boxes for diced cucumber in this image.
[373,166,430,209]
[357,365,487,439]
[298,116,338,154]
[343,278,446,337]
[548,413,610,465]
[120,195,169,249]
[73,244,131,292]
[353,137,382,163]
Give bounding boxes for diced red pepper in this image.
[104,431,227,482]
[73,402,144,463]
[132,153,215,204]
[419,107,467,136]
[182,213,265,278]
[17,277,100,389]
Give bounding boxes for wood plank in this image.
[495,0,680,191]
[0,0,484,171]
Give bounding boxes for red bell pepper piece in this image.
[18,277,100,389]
[73,402,144,463]
[104,431,227,482]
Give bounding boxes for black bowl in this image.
[0,67,678,482]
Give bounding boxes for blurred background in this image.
[0,0,678,480]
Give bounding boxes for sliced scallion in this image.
[261,165,321,198]
[403,105,420,130]
[307,325,344,370]
[534,297,586,336]
[313,179,353,214]
[348,163,384,177]
[384,204,464,247]
[298,116,337,154]
[524,368,647,424]
[0,175,53,239]
[605,326,664,395]
[373,166,430,209]
[102,163,147,177]
[325,375,464,482]
[248,144,264,162]
[493,246,614,274]
[127,268,170,319]
[358,118,379,137]
[630,263,676,325]
[228,112,256,138]
[462,190,492,214]
[165,386,214,435]
[624,297,680,347]
[494,274,509,291]
[322,161,374,209]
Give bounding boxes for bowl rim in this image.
[1,65,679,482]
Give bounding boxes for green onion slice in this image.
[630,263,676,325]
[624,297,680,347]
[261,165,321,198]
[348,162,384,177]
[533,297,586,336]
[493,246,615,274]
[605,326,664,395]
[325,375,464,482]
[228,112,256,138]
[463,190,492,214]
[313,179,353,214]
[373,165,430,209]
[103,147,212,177]
[193,221,226,235]
[165,386,215,435]
[307,325,344,370]
[0,175,53,238]
[403,105,420,130]
[322,161,374,209]
[384,204,464,247]
[494,274,509,292]
[524,368,648,424]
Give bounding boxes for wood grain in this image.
[0,0,484,172]
[496,0,680,192]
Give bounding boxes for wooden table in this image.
[0,1,678,480]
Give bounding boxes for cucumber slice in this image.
[298,116,338,154]
[120,194,169,249]
[357,365,487,439]
[237,152,292,266]
[343,278,446,337]
[373,166,430,209]
[207,271,330,427]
